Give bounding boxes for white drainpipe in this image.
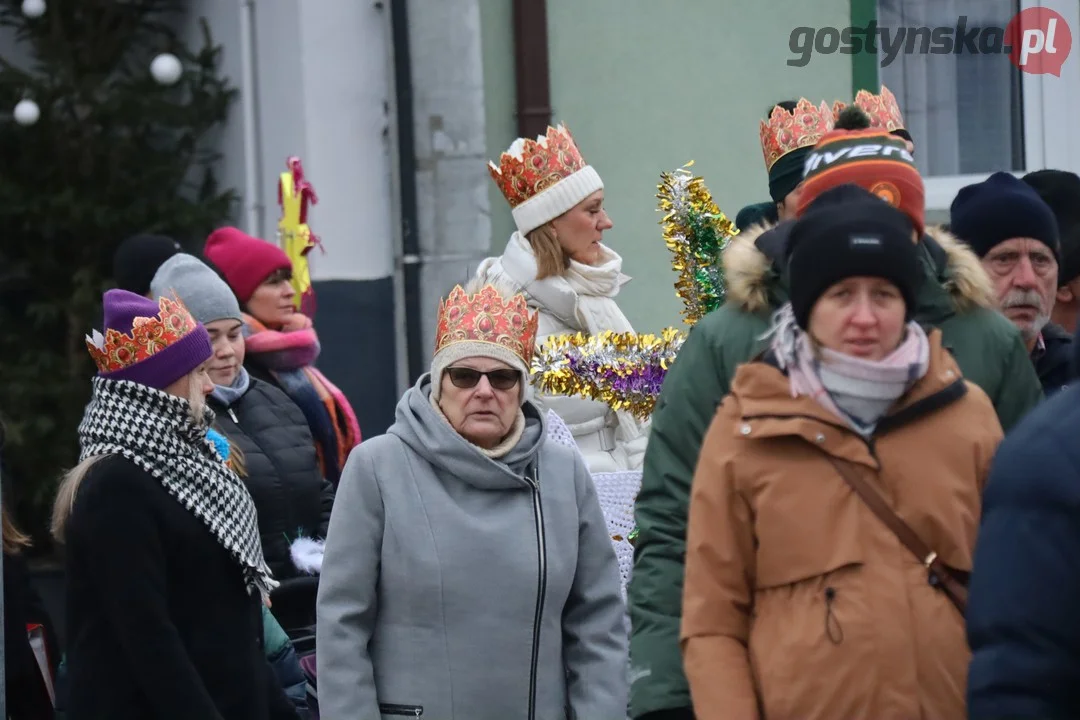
[239,0,263,238]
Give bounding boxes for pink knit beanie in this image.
[203,227,292,304]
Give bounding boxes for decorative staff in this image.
[657,161,738,325]
[277,156,322,318]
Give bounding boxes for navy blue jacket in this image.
[1034,323,1073,397]
[967,333,1080,718]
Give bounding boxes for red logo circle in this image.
[1006,7,1073,76]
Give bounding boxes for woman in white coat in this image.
[475,123,648,473]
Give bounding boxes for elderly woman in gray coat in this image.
[316,283,628,720]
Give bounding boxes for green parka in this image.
[627,221,1043,718]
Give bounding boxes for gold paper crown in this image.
[759,99,835,172]
[85,295,200,374]
[832,85,906,132]
[488,124,588,208]
[434,285,539,365]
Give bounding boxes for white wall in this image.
[179,0,395,282]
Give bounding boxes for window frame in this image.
[922,0,1080,210]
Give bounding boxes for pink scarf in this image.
[768,304,930,434]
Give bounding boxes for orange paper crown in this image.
[86,295,199,374]
[833,85,906,131]
[759,99,835,172]
[488,124,588,208]
[434,285,539,365]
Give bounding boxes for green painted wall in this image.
[481,0,853,332]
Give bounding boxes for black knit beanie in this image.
[769,146,811,203]
[1022,169,1080,286]
[950,171,1060,263]
[735,200,780,231]
[787,186,920,329]
[113,233,183,296]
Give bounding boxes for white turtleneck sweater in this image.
[472,232,649,474]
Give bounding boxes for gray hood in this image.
[388,373,546,490]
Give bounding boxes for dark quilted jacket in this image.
[209,378,334,585]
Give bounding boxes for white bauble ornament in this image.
[13,99,40,126]
[150,53,182,86]
[21,0,45,18]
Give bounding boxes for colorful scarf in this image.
[242,313,361,483]
[767,304,931,436]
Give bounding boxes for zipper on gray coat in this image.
[526,461,548,720]
[228,407,238,423]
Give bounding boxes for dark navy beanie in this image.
[950,172,1060,262]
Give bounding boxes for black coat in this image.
[209,378,333,631]
[63,456,299,720]
[4,550,55,720]
[1035,322,1073,397]
[208,378,333,581]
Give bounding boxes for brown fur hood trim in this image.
[722,222,995,314]
[723,221,777,314]
[923,225,995,311]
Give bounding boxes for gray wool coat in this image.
[315,374,629,720]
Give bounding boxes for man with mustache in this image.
[951,172,1073,397]
[1022,170,1080,335]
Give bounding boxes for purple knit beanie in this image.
[86,289,213,390]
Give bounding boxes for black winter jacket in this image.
[209,378,333,626]
[64,456,299,720]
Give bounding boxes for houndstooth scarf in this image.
[79,377,278,600]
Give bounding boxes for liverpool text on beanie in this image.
[950,172,1060,262]
[797,129,925,237]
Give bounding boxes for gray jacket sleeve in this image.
[562,453,631,719]
[315,447,383,720]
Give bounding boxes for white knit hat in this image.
[430,340,530,404]
[489,125,604,236]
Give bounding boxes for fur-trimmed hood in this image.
[723,220,995,315]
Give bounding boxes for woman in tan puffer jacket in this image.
[681,188,1004,720]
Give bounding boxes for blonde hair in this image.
[51,370,210,543]
[526,223,569,280]
[3,507,32,555]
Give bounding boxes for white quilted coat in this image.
[473,233,649,474]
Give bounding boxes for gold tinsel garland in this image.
[530,328,686,421]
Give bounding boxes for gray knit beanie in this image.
[150,253,243,325]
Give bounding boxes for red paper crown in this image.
[86,296,199,374]
[833,85,906,131]
[434,285,540,365]
[488,124,588,208]
[759,99,835,172]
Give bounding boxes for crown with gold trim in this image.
[488,124,605,236]
[86,295,200,374]
[434,284,540,366]
[759,99,835,172]
[489,124,588,208]
[832,85,906,132]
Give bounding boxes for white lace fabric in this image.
[545,410,640,598]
